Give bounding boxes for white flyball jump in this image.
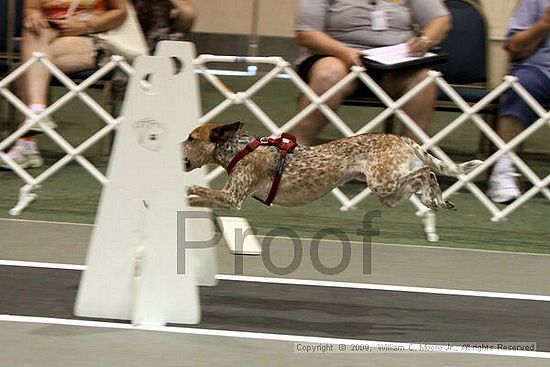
[75,42,256,326]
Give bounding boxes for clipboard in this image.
[362,52,448,71]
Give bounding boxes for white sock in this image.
[494,154,515,174]
[23,103,46,125]
[15,103,46,151]
[30,103,46,111]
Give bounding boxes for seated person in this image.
[292,0,451,145]
[1,0,127,170]
[487,0,550,204]
[133,0,196,54]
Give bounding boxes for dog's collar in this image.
[226,133,297,206]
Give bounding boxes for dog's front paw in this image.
[187,196,203,207]
[442,200,456,211]
[187,196,215,208]
[186,185,201,196]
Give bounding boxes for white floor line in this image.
[255,236,550,257]
[0,315,548,359]
[2,259,550,302]
[217,275,550,302]
[2,217,550,257]
[0,217,93,227]
[0,260,85,271]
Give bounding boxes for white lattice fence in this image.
[194,55,550,237]
[1,52,548,241]
[0,52,134,214]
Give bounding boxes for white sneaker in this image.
[487,169,521,204]
[27,115,58,133]
[0,143,43,170]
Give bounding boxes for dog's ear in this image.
[210,121,243,144]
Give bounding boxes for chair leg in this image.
[96,81,113,156]
[7,82,19,133]
[384,115,395,134]
[0,99,7,138]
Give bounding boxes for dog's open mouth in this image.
[183,157,192,171]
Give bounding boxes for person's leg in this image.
[2,34,97,170]
[48,36,97,73]
[294,57,358,145]
[487,114,524,203]
[21,30,96,104]
[492,114,524,176]
[498,115,525,145]
[19,28,58,106]
[488,66,550,203]
[380,68,436,140]
[2,29,57,169]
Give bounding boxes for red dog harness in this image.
[226,133,297,206]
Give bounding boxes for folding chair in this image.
[434,0,497,154]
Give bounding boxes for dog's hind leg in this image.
[416,169,455,210]
[370,167,454,210]
[374,168,429,208]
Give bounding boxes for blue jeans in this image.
[499,65,550,125]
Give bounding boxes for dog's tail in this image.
[404,137,484,177]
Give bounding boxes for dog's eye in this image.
[188,135,194,142]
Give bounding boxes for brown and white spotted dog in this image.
[181,121,483,210]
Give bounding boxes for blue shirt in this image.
[508,0,550,79]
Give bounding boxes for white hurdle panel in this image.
[75,42,217,326]
[0,41,222,325]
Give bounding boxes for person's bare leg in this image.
[48,36,97,73]
[491,115,524,176]
[3,33,97,170]
[1,30,57,169]
[20,31,96,105]
[20,28,58,105]
[381,68,436,140]
[498,115,524,145]
[294,57,357,145]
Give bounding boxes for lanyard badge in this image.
[371,10,388,31]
